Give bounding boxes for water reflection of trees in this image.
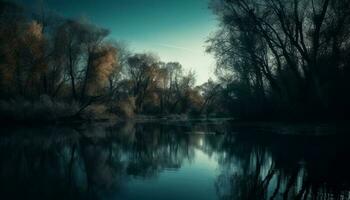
[215,132,350,200]
[0,123,207,199]
[0,123,349,200]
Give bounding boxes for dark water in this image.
[0,121,350,200]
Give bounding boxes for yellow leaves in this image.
[26,21,43,40]
[0,20,48,92]
[23,21,45,55]
[22,21,48,83]
[87,44,118,95]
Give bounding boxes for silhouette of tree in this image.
[208,0,350,120]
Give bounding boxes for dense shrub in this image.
[0,95,79,123]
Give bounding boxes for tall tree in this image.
[208,0,350,119]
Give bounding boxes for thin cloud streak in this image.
[156,43,198,53]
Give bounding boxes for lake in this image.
[0,120,349,200]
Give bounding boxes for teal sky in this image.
[16,0,218,84]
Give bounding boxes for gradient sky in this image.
[15,0,218,84]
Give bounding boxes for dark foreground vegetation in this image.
[1,0,350,123]
[207,0,350,120]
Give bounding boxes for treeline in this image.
[207,0,350,120]
[0,1,224,122]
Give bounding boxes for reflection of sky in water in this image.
[1,122,350,200]
[116,149,219,200]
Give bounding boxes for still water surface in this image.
[0,121,349,200]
